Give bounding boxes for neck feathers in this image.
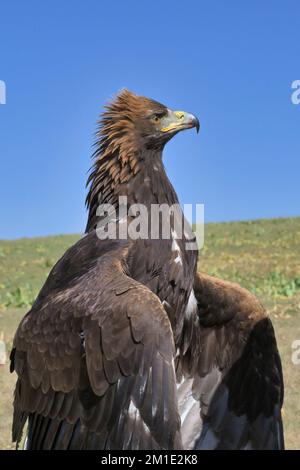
[85,100,178,233]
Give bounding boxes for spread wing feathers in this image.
[10,234,182,450]
[177,272,284,450]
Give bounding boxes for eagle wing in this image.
[177,272,284,450]
[11,233,181,450]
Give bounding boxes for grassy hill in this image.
[0,217,299,449]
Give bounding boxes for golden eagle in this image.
[11,90,284,450]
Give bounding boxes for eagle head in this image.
[100,89,200,151]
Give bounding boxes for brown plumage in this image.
[11,90,284,450]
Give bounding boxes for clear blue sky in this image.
[0,1,299,239]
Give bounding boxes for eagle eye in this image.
[151,112,166,123]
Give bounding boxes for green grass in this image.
[0,234,79,309]
[0,218,299,449]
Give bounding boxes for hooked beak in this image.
[160,109,200,134]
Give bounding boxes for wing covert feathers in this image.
[11,238,181,449]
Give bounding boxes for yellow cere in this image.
[174,111,185,120]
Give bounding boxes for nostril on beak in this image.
[174,111,185,120]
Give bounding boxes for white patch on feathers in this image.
[171,230,183,266]
[127,400,151,436]
[185,289,198,319]
[177,378,203,449]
